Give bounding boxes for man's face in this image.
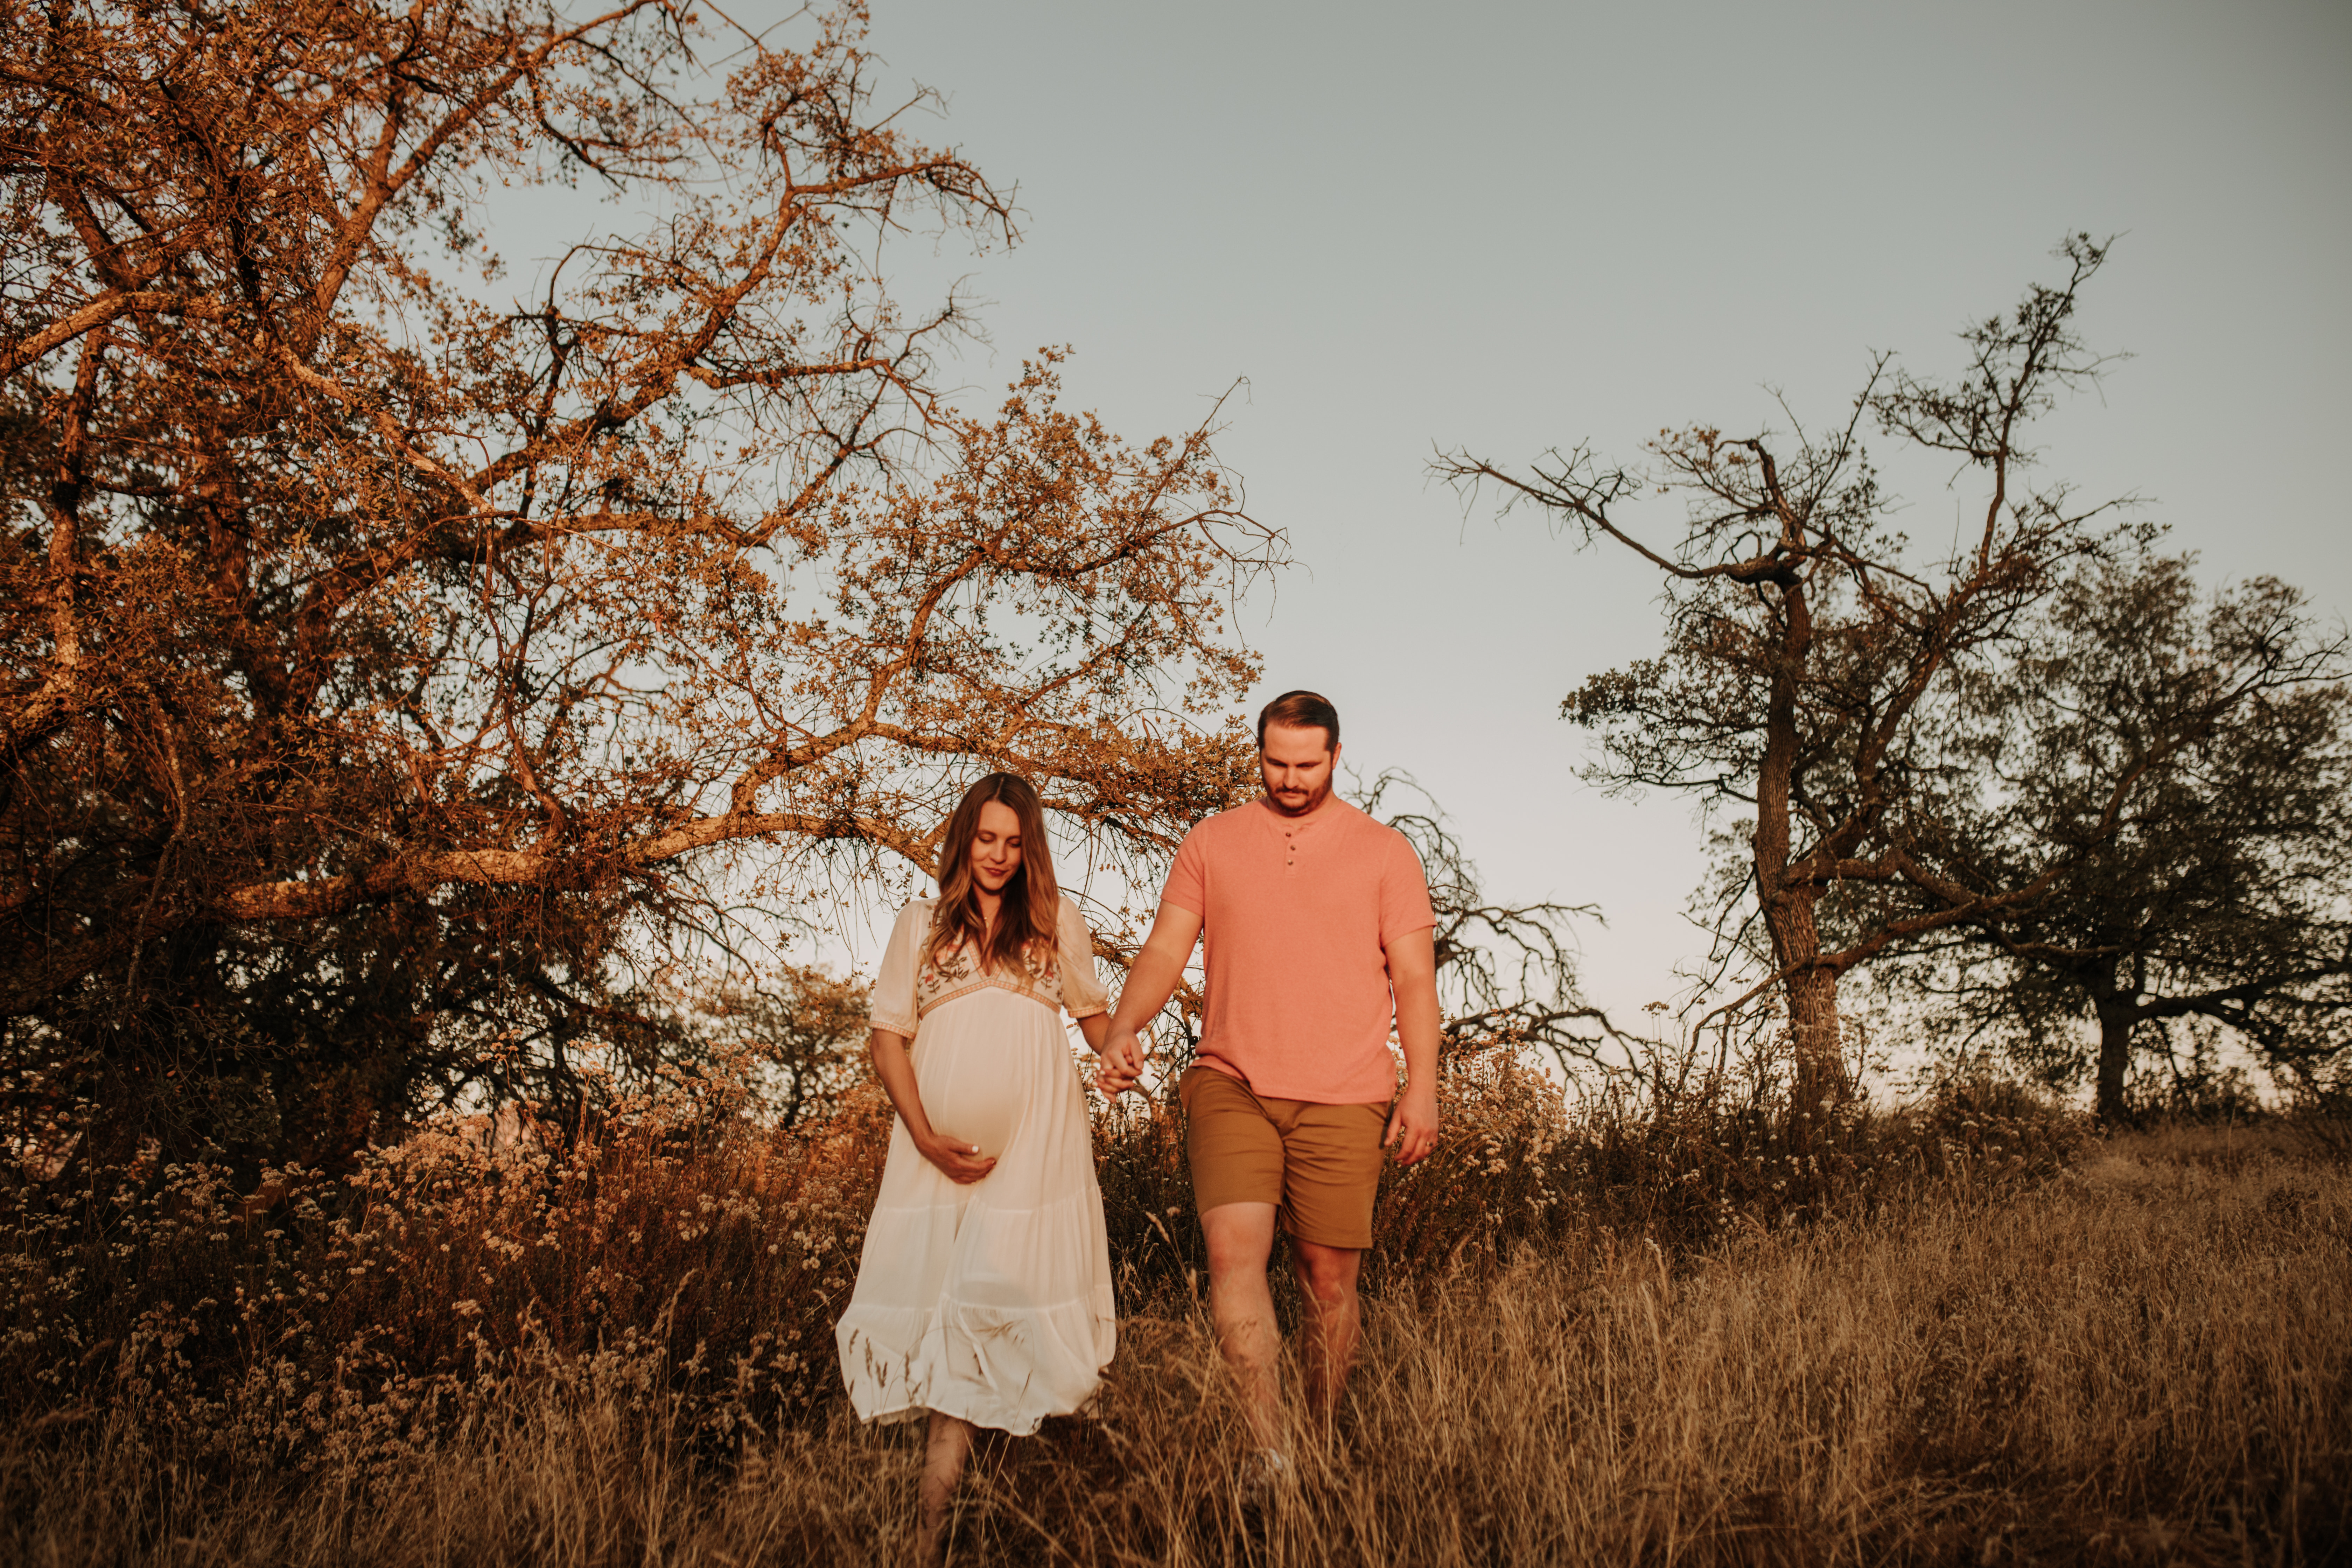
[1259,722,1338,817]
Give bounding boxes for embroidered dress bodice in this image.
[868,895,1110,1037]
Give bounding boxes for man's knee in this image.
[1291,1240,1362,1309]
[1200,1202,1278,1279]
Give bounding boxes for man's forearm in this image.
[1108,944,1189,1035]
[1381,936,1446,1163]
[1392,954,1443,1097]
[1398,997,1441,1095]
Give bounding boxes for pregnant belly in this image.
[915,1034,1029,1161]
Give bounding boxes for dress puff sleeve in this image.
[869,899,929,1038]
[1057,897,1110,1020]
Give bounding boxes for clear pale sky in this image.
[726,0,2352,1030]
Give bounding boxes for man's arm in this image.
[1094,901,1204,1096]
[1382,926,1443,1165]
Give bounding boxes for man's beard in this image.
[1263,775,1331,817]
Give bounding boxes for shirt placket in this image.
[1279,812,1321,874]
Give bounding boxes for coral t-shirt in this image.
[1160,796,1436,1105]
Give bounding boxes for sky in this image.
[702,0,2352,1035]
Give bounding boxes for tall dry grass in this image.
[4,1060,2344,1565]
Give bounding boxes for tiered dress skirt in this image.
[834,984,1116,1434]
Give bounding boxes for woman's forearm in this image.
[867,1029,938,1145]
[870,1027,995,1182]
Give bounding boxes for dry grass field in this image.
[4,1079,2346,1567]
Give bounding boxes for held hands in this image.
[1384,1084,1442,1167]
[917,1132,997,1185]
[1092,1026,1147,1098]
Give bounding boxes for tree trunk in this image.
[1760,886,1847,1144]
[1786,961,1846,1124]
[1749,566,1844,1141]
[2092,990,2137,1126]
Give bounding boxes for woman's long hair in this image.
[930,773,1061,976]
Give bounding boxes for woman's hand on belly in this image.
[916,1130,997,1185]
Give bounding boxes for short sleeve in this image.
[868,900,929,1037]
[1160,826,1208,916]
[1379,830,1437,946]
[1056,897,1110,1018]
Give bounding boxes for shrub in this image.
[1,1082,896,1460]
[2,1035,2090,1472]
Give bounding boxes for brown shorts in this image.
[1179,1065,1390,1251]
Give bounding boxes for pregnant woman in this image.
[835,772,1116,1563]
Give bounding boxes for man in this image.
[1097,690,1442,1480]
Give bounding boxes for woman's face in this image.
[969,800,1024,896]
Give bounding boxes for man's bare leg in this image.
[1290,1238,1363,1434]
[917,1410,974,1566]
[1200,1200,1285,1457]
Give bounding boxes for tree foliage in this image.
[0,0,1279,1167]
[679,963,870,1130]
[1897,552,2352,1120]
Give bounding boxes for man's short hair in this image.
[1256,690,1339,752]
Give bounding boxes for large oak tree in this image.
[1898,552,2351,1121]
[0,1,1278,1162]
[1438,239,2165,1128]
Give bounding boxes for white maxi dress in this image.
[835,895,1116,1434]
